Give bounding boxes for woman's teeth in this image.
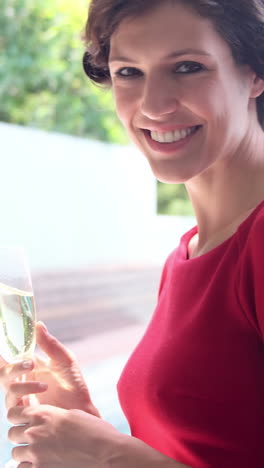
[150,126,197,143]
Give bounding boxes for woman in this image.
[1,0,264,466]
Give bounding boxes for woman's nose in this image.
[140,75,181,119]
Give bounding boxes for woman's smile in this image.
[142,125,202,154]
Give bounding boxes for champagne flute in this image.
[0,246,36,363]
[0,247,36,468]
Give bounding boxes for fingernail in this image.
[38,321,48,332]
[39,383,48,390]
[22,360,33,369]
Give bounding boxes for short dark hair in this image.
[83,0,264,129]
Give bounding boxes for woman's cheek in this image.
[114,84,140,119]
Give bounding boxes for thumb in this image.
[36,321,75,366]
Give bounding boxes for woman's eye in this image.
[175,62,204,74]
[114,67,142,78]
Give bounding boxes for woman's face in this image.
[109,1,258,183]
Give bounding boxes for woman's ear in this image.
[250,74,264,99]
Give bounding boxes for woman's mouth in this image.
[142,125,202,153]
[149,125,200,143]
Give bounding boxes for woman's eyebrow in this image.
[165,48,212,58]
[109,48,212,63]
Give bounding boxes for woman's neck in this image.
[185,133,264,258]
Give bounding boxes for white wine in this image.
[0,283,36,362]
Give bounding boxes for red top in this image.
[118,200,264,468]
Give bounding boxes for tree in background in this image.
[0,0,191,215]
[0,0,127,142]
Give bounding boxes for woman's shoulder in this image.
[236,200,264,337]
[237,199,264,254]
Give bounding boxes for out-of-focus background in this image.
[0,1,195,465]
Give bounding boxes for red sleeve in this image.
[237,211,264,340]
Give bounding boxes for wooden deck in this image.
[32,264,162,364]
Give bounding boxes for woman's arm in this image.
[114,433,190,468]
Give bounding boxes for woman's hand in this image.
[7,404,121,467]
[8,404,191,468]
[0,322,100,417]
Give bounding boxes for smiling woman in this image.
[1,1,264,467]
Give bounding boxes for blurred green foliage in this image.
[0,0,127,142]
[0,0,191,215]
[158,183,194,216]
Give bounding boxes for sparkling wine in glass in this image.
[0,246,36,363]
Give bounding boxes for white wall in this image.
[0,123,195,271]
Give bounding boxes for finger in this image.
[36,321,75,365]
[8,424,29,444]
[7,405,26,424]
[8,404,52,425]
[0,360,34,390]
[6,381,48,409]
[12,445,31,463]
